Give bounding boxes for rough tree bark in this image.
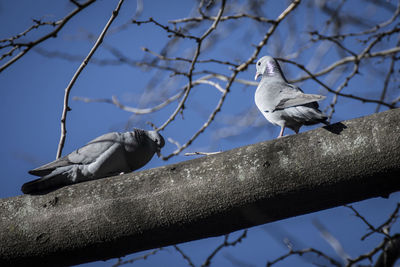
[1,109,399,267]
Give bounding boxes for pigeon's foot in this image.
[277,126,285,138]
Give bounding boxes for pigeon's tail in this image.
[303,105,329,126]
[288,105,329,126]
[306,110,329,126]
[21,175,70,195]
[321,119,330,125]
[304,114,329,126]
[317,111,329,125]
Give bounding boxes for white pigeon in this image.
[22,129,165,194]
[254,56,328,138]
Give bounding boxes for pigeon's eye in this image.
[257,62,261,66]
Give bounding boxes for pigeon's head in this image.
[255,56,283,80]
[146,131,165,157]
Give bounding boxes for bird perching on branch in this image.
[254,56,328,138]
[22,129,165,194]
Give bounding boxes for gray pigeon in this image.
[254,56,328,138]
[21,129,165,194]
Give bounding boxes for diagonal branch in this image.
[1,109,400,266]
[0,0,96,73]
[56,0,125,158]
[201,230,247,267]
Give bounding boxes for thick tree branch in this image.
[1,109,400,266]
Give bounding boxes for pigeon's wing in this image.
[28,155,72,176]
[84,141,132,177]
[29,132,120,177]
[274,84,325,110]
[275,94,326,110]
[23,140,129,194]
[23,167,75,194]
[67,132,121,165]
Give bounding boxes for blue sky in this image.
[0,1,399,266]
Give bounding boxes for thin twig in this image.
[326,0,400,39]
[156,0,227,132]
[346,238,387,266]
[174,245,197,267]
[0,0,96,73]
[56,0,125,158]
[345,205,379,235]
[291,47,400,83]
[266,248,342,267]
[72,74,224,114]
[280,58,397,109]
[142,47,238,67]
[362,203,400,240]
[169,13,275,24]
[112,248,164,267]
[201,230,248,267]
[375,50,398,113]
[236,0,301,73]
[74,92,183,115]
[184,151,222,156]
[132,18,199,40]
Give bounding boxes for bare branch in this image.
[345,205,381,236]
[72,74,226,115]
[201,230,248,267]
[236,0,301,73]
[280,58,397,109]
[291,47,400,83]
[112,248,164,267]
[327,0,400,39]
[142,47,238,67]
[361,202,400,241]
[73,92,184,115]
[184,151,222,156]
[266,248,342,267]
[132,18,199,40]
[346,238,387,266]
[156,0,227,132]
[174,246,197,267]
[169,13,275,24]
[56,0,125,159]
[0,0,96,73]
[375,51,398,113]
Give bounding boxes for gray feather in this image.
[274,94,326,111]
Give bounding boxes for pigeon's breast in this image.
[263,110,287,127]
[255,84,284,126]
[255,89,269,111]
[125,140,157,171]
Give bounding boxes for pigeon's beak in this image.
[156,148,161,157]
[254,72,261,80]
